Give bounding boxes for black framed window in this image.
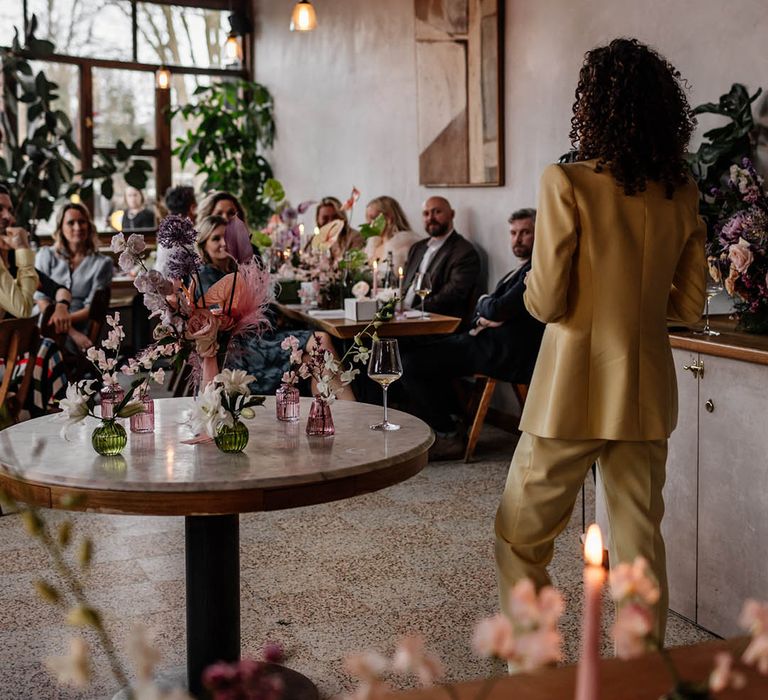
[1,0,250,229]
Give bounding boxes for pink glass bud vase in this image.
[306,397,334,436]
[130,387,155,433]
[100,384,125,420]
[276,384,300,422]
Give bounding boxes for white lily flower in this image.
[214,368,255,395]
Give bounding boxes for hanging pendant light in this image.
[290,1,317,32]
[224,33,243,66]
[156,66,171,90]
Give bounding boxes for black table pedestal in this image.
[185,514,241,696]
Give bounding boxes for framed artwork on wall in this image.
[414,0,504,187]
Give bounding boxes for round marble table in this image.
[0,397,433,697]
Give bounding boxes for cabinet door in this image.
[662,348,700,621]
[697,355,768,636]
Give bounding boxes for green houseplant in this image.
[687,83,763,239]
[172,79,276,228]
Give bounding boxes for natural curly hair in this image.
[569,38,696,197]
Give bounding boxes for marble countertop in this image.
[0,398,433,515]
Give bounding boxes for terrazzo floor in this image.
[0,425,714,699]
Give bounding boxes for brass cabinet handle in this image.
[682,359,704,378]
[705,399,714,413]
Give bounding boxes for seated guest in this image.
[197,191,254,264]
[195,216,354,398]
[402,196,481,328]
[363,195,422,272]
[0,184,39,318]
[156,185,198,275]
[122,186,156,231]
[35,203,113,351]
[313,196,364,263]
[401,208,544,460]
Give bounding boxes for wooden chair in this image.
[464,375,528,463]
[0,317,40,425]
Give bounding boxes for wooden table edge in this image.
[0,445,431,517]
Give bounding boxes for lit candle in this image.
[398,266,404,312]
[284,247,291,263]
[575,523,605,700]
[372,259,379,298]
[299,223,305,247]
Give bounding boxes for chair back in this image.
[87,287,112,344]
[0,317,40,418]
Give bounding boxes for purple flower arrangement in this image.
[709,159,768,332]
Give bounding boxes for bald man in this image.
[402,197,481,328]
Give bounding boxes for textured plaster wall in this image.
[252,0,767,408]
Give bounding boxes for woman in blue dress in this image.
[195,215,351,397]
[35,203,114,352]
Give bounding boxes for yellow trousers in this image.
[495,432,669,641]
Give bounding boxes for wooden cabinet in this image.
[664,347,768,636]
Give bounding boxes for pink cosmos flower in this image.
[612,602,653,659]
[391,635,443,686]
[472,613,516,659]
[740,599,768,674]
[709,652,746,693]
[608,557,660,606]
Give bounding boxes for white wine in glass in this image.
[695,277,724,336]
[367,338,403,431]
[414,272,432,319]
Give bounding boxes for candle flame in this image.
[398,266,404,276]
[373,260,378,269]
[584,524,603,566]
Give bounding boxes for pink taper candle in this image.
[372,259,379,298]
[398,266,405,312]
[575,523,605,700]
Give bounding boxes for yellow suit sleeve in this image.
[524,164,578,323]
[0,248,39,318]
[667,191,707,324]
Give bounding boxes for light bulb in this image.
[290,1,317,32]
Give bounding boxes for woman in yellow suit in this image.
[495,38,706,642]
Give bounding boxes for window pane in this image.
[26,0,133,60]
[93,160,158,233]
[171,74,212,189]
[0,3,24,48]
[93,68,155,148]
[136,3,230,69]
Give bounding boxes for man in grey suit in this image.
[402,196,481,329]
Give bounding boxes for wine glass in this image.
[413,272,432,319]
[367,338,403,431]
[696,270,724,337]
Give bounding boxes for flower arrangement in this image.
[708,158,768,333]
[343,578,564,700]
[608,556,768,698]
[113,220,272,388]
[58,313,158,455]
[189,369,266,452]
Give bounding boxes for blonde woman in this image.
[363,196,422,272]
[35,203,113,350]
[195,216,353,399]
[197,191,254,264]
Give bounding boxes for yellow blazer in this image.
[520,160,706,441]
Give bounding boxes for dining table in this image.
[383,638,768,700]
[275,303,461,340]
[0,397,433,698]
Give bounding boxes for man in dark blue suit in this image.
[401,208,544,459]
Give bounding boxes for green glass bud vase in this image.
[91,420,128,456]
[215,420,250,453]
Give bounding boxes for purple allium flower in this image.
[157,214,197,248]
[166,246,201,280]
